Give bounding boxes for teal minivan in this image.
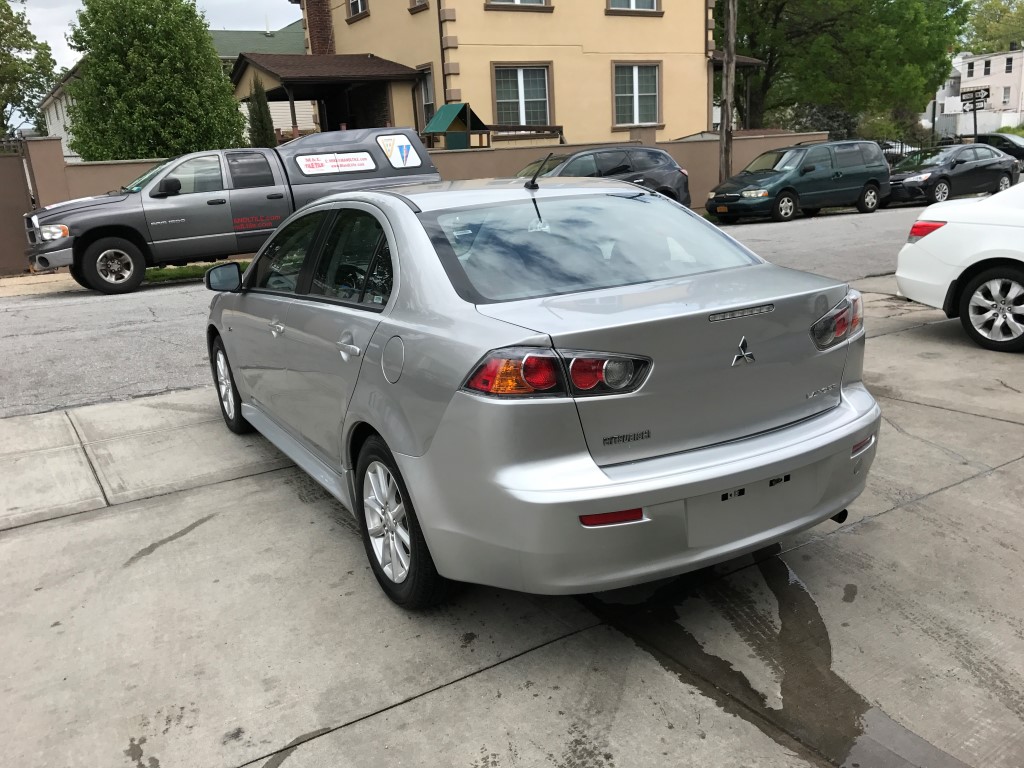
[707,140,891,223]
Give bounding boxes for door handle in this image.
[268,321,285,337]
[336,341,361,360]
[207,199,227,205]
[266,192,285,200]
[832,172,843,180]
[631,178,645,184]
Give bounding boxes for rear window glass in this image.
[419,193,759,303]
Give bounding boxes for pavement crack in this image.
[880,413,989,470]
[65,411,110,508]
[997,378,1022,395]
[122,513,217,568]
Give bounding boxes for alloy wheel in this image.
[778,196,795,219]
[215,349,235,420]
[96,249,134,284]
[863,188,878,209]
[968,278,1024,341]
[363,461,411,583]
[998,175,1012,193]
[933,182,950,202]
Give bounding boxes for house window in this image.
[494,66,550,126]
[421,68,436,125]
[967,62,974,77]
[614,63,659,126]
[409,0,428,10]
[1007,57,1014,74]
[610,0,657,9]
[488,0,546,4]
[348,0,367,16]
[1004,86,1011,104]
[984,59,991,75]
[939,104,945,114]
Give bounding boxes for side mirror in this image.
[154,177,182,197]
[800,164,816,175]
[951,157,965,166]
[205,262,242,292]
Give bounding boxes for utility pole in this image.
[719,0,737,183]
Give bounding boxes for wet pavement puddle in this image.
[582,549,971,768]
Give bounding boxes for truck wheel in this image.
[69,261,89,289]
[81,238,146,294]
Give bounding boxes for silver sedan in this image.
[205,179,880,608]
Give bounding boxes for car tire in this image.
[80,237,146,294]
[356,435,447,609]
[928,179,951,204]
[771,191,798,222]
[209,336,253,434]
[713,214,739,225]
[995,173,1012,194]
[802,208,821,218]
[957,266,1024,353]
[68,260,89,289]
[856,184,880,213]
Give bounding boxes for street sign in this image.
[963,100,986,112]
[961,87,990,101]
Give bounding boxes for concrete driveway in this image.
[2,274,1022,768]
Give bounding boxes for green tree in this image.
[965,0,1024,53]
[0,1,57,134]
[66,0,244,160]
[246,76,277,148]
[718,0,969,130]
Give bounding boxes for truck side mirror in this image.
[154,177,182,197]
[800,164,816,175]
[205,262,241,292]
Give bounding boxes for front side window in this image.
[420,194,758,303]
[253,211,327,293]
[803,146,832,170]
[227,152,276,189]
[614,64,659,125]
[562,154,599,177]
[165,156,223,195]
[309,209,392,307]
[494,66,550,126]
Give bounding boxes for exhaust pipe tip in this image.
[831,509,849,525]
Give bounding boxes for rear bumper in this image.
[398,383,880,594]
[895,242,959,313]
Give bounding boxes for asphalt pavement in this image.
[0,206,924,419]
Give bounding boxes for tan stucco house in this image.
[231,0,714,144]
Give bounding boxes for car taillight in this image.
[463,348,650,398]
[679,168,689,177]
[810,290,864,351]
[907,220,945,243]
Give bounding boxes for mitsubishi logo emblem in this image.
[732,336,755,366]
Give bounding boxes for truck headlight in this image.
[40,224,70,241]
[741,189,769,198]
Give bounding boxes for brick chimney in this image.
[304,0,335,55]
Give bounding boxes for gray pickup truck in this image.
[25,128,439,294]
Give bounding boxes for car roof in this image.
[318,178,643,213]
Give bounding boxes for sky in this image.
[21,0,303,71]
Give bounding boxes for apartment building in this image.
[928,47,1024,136]
[242,0,714,143]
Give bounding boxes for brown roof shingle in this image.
[233,53,420,84]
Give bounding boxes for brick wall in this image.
[305,0,335,55]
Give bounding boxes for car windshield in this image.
[515,155,569,178]
[419,193,759,303]
[742,149,805,173]
[895,148,956,169]
[122,160,174,193]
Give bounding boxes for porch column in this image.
[284,85,299,138]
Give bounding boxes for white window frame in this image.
[349,0,367,16]
[1007,57,1014,74]
[984,59,991,75]
[614,64,659,126]
[1003,86,1011,104]
[494,66,550,127]
[967,62,974,77]
[610,0,657,9]
[489,0,545,4]
[421,68,435,124]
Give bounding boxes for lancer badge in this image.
[732,336,755,366]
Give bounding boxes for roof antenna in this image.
[525,152,553,191]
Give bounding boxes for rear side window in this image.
[252,211,327,294]
[597,151,632,176]
[227,152,276,189]
[631,149,670,171]
[975,146,999,160]
[420,194,758,303]
[834,144,866,169]
[859,143,885,165]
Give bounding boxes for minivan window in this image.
[252,211,327,293]
[803,146,832,169]
[834,144,866,169]
[743,149,805,173]
[420,194,758,303]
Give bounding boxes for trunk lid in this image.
[476,264,850,465]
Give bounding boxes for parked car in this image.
[896,182,1024,352]
[887,145,1019,205]
[204,178,881,607]
[974,132,1024,169]
[516,147,691,206]
[707,140,890,223]
[24,128,440,294]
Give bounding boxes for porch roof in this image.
[231,53,420,99]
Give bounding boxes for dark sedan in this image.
[888,145,1019,204]
[974,133,1024,169]
[516,147,691,206]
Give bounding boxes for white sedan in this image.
[896,182,1024,352]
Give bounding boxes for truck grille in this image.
[715,193,741,202]
[25,215,39,245]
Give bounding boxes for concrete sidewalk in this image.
[2,276,1023,768]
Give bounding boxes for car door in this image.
[951,147,985,193]
[225,150,293,255]
[222,209,330,425]
[831,143,869,204]
[973,145,1005,189]
[794,146,836,208]
[144,154,236,262]
[628,149,668,191]
[280,205,394,465]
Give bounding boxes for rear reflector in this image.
[908,220,945,243]
[852,434,875,457]
[579,509,643,527]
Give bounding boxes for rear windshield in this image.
[419,193,760,303]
